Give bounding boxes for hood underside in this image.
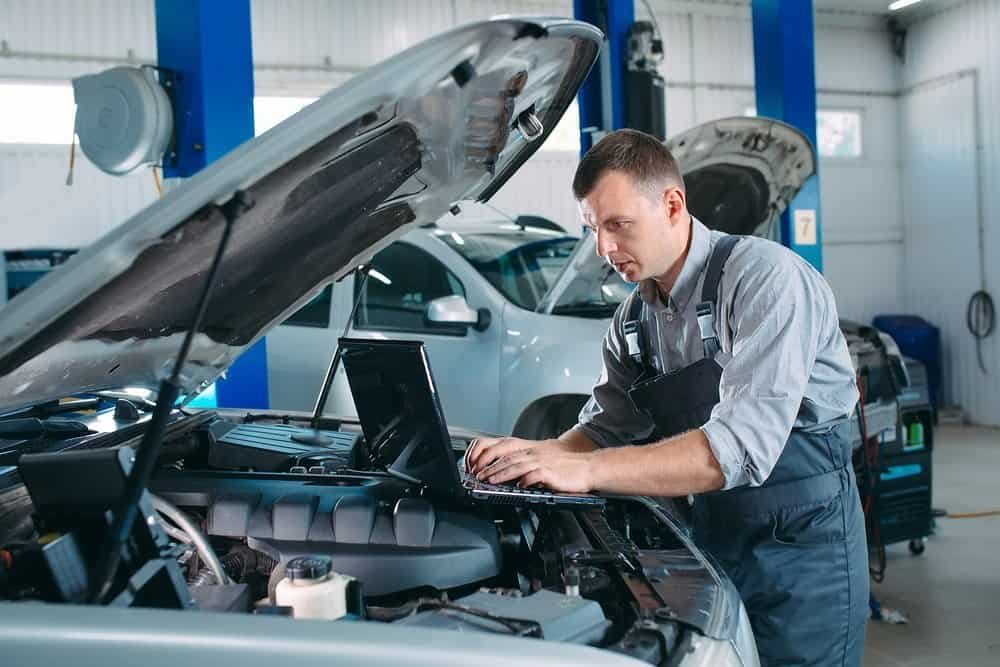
[0,18,601,414]
[667,116,815,239]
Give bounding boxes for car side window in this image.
[354,242,467,336]
[281,285,332,328]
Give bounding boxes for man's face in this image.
[578,170,688,284]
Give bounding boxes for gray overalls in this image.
[624,236,869,665]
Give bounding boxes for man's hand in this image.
[476,447,596,494]
[464,436,553,475]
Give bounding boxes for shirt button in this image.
[665,314,674,322]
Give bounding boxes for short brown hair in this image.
[572,129,684,200]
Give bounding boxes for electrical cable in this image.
[855,377,886,583]
[156,514,192,544]
[150,493,230,585]
[65,118,77,186]
[944,510,1000,519]
[368,597,543,638]
[638,0,664,39]
[152,165,163,197]
[967,290,995,373]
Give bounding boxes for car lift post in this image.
[154,0,269,409]
[573,0,635,157]
[751,0,824,271]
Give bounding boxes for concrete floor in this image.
[863,425,1000,667]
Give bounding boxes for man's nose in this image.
[596,228,616,256]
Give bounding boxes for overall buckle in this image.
[696,301,721,358]
[623,319,642,363]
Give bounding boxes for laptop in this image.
[339,337,603,507]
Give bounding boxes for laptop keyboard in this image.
[459,468,548,495]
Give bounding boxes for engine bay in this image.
[0,408,732,665]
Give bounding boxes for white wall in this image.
[648,7,903,325]
[897,0,1000,425]
[0,0,903,325]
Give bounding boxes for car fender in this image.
[498,305,610,434]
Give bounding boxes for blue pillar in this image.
[155,0,269,409]
[751,0,823,272]
[574,1,634,156]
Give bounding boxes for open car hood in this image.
[0,18,601,414]
[539,116,815,315]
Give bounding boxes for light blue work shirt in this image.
[576,216,860,490]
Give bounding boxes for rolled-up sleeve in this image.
[576,301,655,448]
[701,259,826,489]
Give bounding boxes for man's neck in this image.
[651,214,693,304]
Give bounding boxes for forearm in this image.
[589,429,725,496]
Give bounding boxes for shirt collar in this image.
[637,215,713,313]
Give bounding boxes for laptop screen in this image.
[339,338,461,491]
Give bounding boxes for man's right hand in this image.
[464,436,552,477]
[464,430,597,477]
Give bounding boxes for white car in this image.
[266,115,816,441]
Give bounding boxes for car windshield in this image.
[436,225,578,310]
[550,263,633,319]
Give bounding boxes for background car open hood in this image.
[0,18,601,414]
[539,116,815,315]
[667,116,815,238]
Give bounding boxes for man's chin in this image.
[618,264,641,282]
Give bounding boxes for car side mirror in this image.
[426,295,491,332]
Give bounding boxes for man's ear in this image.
[662,186,687,223]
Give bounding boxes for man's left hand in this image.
[478,448,596,494]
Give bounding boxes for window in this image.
[0,84,318,145]
[281,285,332,328]
[0,83,75,144]
[815,110,862,158]
[253,96,316,135]
[354,242,467,335]
[744,107,863,158]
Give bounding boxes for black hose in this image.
[219,545,277,582]
[967,290,995,373]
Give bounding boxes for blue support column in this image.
[155,0,269,409]
[574,0,634,156]
[751,0,823,272]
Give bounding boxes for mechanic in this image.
[466,129,869,666]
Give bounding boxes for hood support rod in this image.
[89,190,254,604]
[310,265,372,429]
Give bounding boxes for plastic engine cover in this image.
[218,494,501,597]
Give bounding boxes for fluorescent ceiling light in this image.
[369,269,392,286]
[889,0,922,10]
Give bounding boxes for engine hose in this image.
[967,290,995,373]
[158,519,192,545]
[219,546,277,581]
[150,494,230,585]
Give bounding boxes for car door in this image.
[338,235,504,432]
[265,284,340,413]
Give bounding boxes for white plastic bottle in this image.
[275,555,354,620]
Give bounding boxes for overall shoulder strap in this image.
[622,288,647,367]
[696,235,741,359]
